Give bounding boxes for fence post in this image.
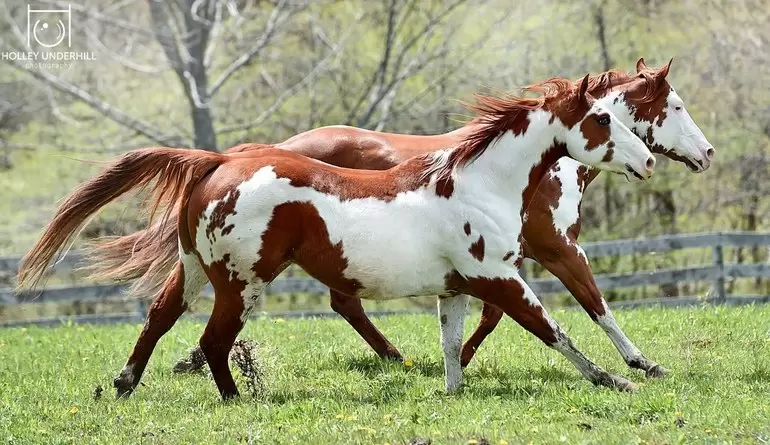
[712,238,725,304]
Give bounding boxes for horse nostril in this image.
[646,156,656,171]
[706,147,715,159]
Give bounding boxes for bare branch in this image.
[7,59,185,147]
[218,25,355,136]
[209,0,297,97]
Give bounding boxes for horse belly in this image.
[317,199,452,300]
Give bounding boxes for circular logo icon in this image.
[32,19,66,48]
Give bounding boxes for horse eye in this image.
[597,115,610,126]
[675,106,682,111]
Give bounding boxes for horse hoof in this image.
[597,374,638,392]
[645,364,669,379]
[618,379,639,392]
[113,378,134,398]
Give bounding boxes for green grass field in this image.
[1,305,769,444]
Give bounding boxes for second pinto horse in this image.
[18,75,655,399]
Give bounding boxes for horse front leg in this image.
[534,239,668,378]
[467,274,638,392]
[437,294,470,393]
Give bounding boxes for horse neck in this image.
[456,111,565,206]
[581,166,602,186]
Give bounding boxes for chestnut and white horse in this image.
[104,58,712,381]
[18,75,655,400]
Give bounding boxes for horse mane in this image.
[582,68,667,103]
[583,69,629,96]
[422,77,576,182]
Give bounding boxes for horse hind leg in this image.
[197,281,266,401]
[460,302,503,368]
[329,289,403,361]
[114,251,208,397]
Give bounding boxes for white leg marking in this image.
[178,241,209,307]
[438,294,469,393]
[596,311,646,366]
[516,279,637,390]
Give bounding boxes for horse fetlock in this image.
[644,363,669,379]
[380,347,404,362]
[113,367,137,398]
[590,371,638,392]
[444,376,463,394]
[628,356,668,379]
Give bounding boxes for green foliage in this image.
[1,306,769,443]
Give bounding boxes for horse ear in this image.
[636,57,649,73]
[578,73,590,104]
[657,57,673,78]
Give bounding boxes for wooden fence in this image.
[2,231,770,327]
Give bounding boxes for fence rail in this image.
[2,231,769,327]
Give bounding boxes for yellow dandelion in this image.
[335,414,345,420]
[69,406,79,415]
[404,358,414,368]
[468,440,479,445]
[499,440,509,445]
[274,318,286,324]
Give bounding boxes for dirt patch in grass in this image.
[230,339,265,400]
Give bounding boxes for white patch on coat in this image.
[546,158,586,259]
[178,240,210,307]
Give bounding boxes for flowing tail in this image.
[77,143,268,298]
[16,147,226,292]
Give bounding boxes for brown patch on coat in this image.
[428,77,594,185]
[464,222,471,236]
[206,189,240,241]
[579,113,612,151]
[252,201,364,296]
[601,147,614,163]
[435,175,455,199]
[469,235,485,262]
[443,271,557,345]
[520,141,568,218]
